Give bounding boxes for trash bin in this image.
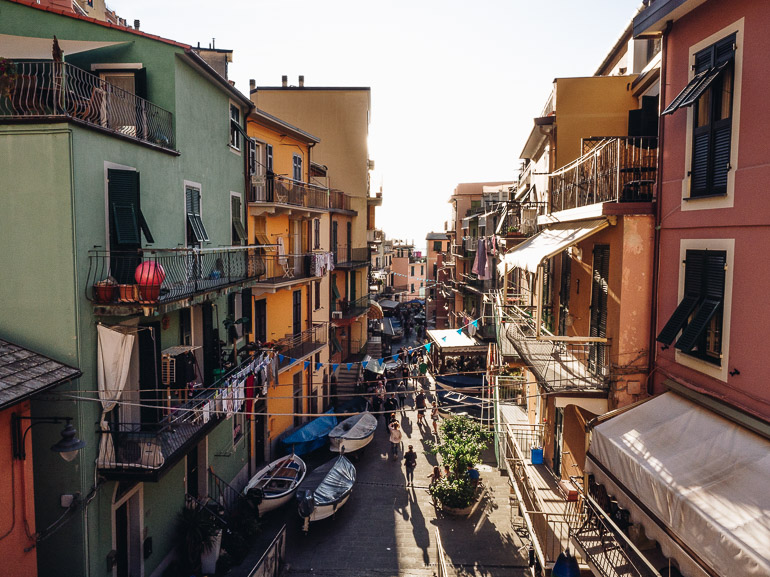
[530,447,543,465]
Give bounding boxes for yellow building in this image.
[246,108,332,458]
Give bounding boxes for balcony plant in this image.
[0,57,18,98]
[428,414,492,513]
[176,505,222,575]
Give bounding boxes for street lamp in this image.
[11,414,87,462]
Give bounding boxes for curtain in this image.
[97,324,135,412]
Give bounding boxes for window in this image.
[313,219,321,250]
[411,266,414,276]
[241,289,253,335]
[314,281,321,310]
[185,186,209,245]
[108,169,154,247]
[293,371,303,427]
[266,144,273,171]
[230,193,246,245]
[657,250,726,365]
[664,34,736,198]
[433,241,442,252]
[227,292,243,339]
[293,154,303,181]
[254,299,267,344]
[229,103,241,150]
[411,283,415,293]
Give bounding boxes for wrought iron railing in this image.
[332,245,369,267]
[549,136,657,212]
[250,174,328,209]
[498,302,609,391]
[208,466,249,519]
[97,355,258,473]
[1,61,175,150]
[329,189,354,211]
[87,247,321,306]
[463,236,477,253]
[333,296,369,319]
[274,323,327,371]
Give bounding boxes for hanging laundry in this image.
[246,373,256,413]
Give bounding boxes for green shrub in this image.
[428,476,477,508]
[430,414,492,477]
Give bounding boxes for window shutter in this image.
[691,132,710,195]
[108,169,151,246]
[656,251,707,345]
[248,138,257,175]
[185,187,209,242]
[112,204,140,245]
[712,124,732,191]
[242,288,253,334]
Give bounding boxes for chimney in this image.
[133,19,140,30]
[249,79,256,91]
[299,75,304,87]
[281,75,288,88]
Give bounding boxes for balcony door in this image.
[589,245,610,375]
[293,290,302,337]
[113,484,143,577]
[553,407,565,477]
[332,221,338,263]
[346,222,352,262]
[558,254,572,335]
[138,322,161,425]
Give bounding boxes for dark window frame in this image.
[229,103,241,150]
[231,194,246,245]
[185,186,209,244]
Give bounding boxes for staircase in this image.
[334,363,362,405]
[366,336,383,359]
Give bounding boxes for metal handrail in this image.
[1,61,174,150]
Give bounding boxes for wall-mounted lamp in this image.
[11,414,86,462]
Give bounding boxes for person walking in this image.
[431,401,440,436]
[388,420,402,459]
[415,390,427,426]
[384,394,399,423]
[404,445,417,486]
[427,465,442,488]
[397,380,407,414]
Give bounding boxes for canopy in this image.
[586,392,770,577]
[379,299,400,310]
[299,455,356,507]
[497,218,609,274]
[367,300,383,320]
[361,355,384,374]
[427,329,486,353]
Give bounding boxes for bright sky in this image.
[108,0,642,249]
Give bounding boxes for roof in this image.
[249,108,320,144]
[4,0,253,109]
[0,339,81,411]
[426,232,449,240]
[253,86,371,93]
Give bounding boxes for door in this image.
[137,323,161,425]
[332,221,338,263]
[346,221,352,262]
[114,489,142,577]
[553,407,565,477]
[589,245,610,375]
[292,290,302,337]
[349,271,357,303]
[186,446,199,499]
[254,299,267,344]
[293,371,303,427]
[558,254,572,335]
[202,302,216,385]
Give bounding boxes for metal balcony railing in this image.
[1,61,175,150]
[87,247,320,307]
[497,300,609,392]
[250,174,328,209]
[274,323,327,371]
[549,136,657,213]
[463,236,477,253]
[332,296,369,319]
[329,189,354,212]
[96,355,257,477]
[332,245,369,267]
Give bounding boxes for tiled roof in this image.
[0,339,81,410]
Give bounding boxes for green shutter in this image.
[108,169,152,246]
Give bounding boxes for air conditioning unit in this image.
[161,354,175,385]
[331,311,343,319]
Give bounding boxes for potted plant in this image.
[176,505,222,575]
[428,415,492,514]
[93,277,117,303]
[0,57,18,99]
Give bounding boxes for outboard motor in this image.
[297,489,314,533]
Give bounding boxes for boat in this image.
[435,374,485,396]
[243,454,307,516]
[280,409,337,456]
[438,390,492,420]
[328,412,378,454]
[297,455,357,533]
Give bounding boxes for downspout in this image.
[647,21,672,396]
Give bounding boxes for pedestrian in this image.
[427,465,442,488]
[444,464,451,478]
[431,401,440,435]
[388,420,402,459]
[397,380,407,414]
[466,464,480,488]
[384,394,399,423]
[404,445,417,486]
[415,390,427,425]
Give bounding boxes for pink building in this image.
[583,3,770,577]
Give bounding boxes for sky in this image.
[108,0,643,249]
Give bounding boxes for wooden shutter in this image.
[242,288,253,334]
[589,245,609,339]
[109,169,142,247]
[675,252,726,353]
[657,251,706,345]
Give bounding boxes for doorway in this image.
[113,485,143,577]
[553,407,565,477]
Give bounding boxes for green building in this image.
[0,1,263,575]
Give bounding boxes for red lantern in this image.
[135,261,166,287]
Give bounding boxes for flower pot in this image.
[441,503,473,516]
[93,283,117,303]
[139,284,161,302]
[118,284,139,303]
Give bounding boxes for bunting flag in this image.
[304,360,310,370]
[316,362,323,371]
[347,363,353,371]
[332,363,339,373]
[471,319,479,328]
[278,354,284,362]
[456,329,463,335]
[378,358,384,366]
[442,336,447,342]
[362,360,368,370]
[425,343,431,352]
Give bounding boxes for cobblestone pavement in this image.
[277,368,530,576]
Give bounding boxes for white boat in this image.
[328,412,378,454]
[243,454,307,516]
[297,455,357,533]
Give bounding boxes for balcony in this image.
[549,136,657,213]
[1,61,175,151]
[274,323,327,373]
[367,229,383,244]
[498,301,609,392]
[96,355,256,481]
[332,245,369,269]
[331,295,369,323]
[87,247,321,315]
[328,189,356,214]
[249,174,328,213]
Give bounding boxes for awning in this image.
[586,392,770,577]
[367,300,383,320]
[378,299,399,310]
[426,329,486,353]
[497,218,609,274]
[478,210,497,229]
[461,215,474,229]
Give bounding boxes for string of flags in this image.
[270,317,482,373]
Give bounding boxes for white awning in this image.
[586,393,770,577]
[497,218,609,274]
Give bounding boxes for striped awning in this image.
[367,300,383,320]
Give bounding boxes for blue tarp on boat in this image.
[435,374,484,388]
[281,409,337,455]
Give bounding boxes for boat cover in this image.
[329,412,378,441]
[435,374,484,388]
[300,456,357,507]
[281,409,336,455]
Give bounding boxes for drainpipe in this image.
[647,21,672,396]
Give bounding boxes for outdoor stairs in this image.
[366,338,382,359]
[335,363,362,403]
